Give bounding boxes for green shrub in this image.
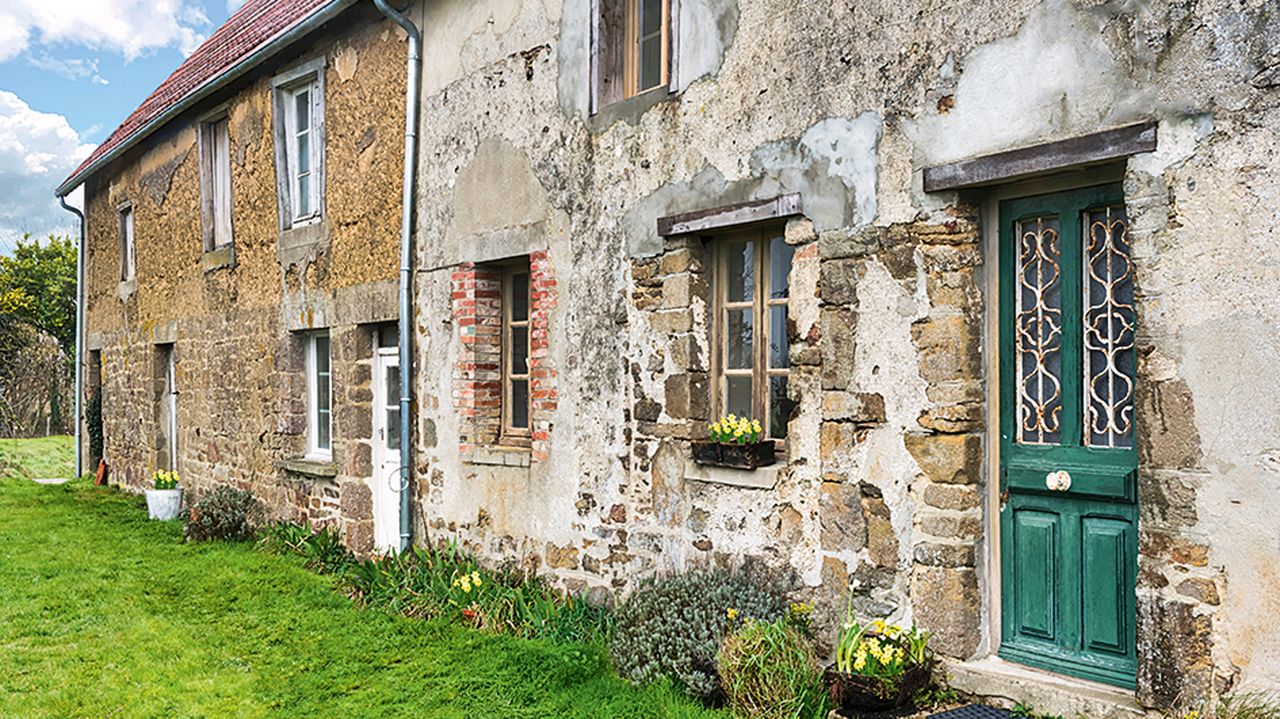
[184,486,260,542]
[258,522,352,574]
[717,618,827,719]
[610,570,786,701]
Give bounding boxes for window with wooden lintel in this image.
[593,0,674,110]
[270,57,326,230]
[501,261,532,444]
[712,228,795,441]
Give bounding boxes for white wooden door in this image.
[371,347,402,552]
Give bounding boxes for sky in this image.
[0,0,246,255]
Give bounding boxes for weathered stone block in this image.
[668,334,703,372]
[903,432,982,485]
[340,480,373,521]
[820,421,859,461]
[913,541,975,567]
[822,391,886,425]
[545,542,580,570]
[1136,597,1213,709]
[1175,577,1220,606]
[650,308,693,334]
[863,494,897,568]
[917,403,983,434]
[664,373,710,420]
[911,566,980,659]
[1137,378,1203,471]
[918,511,982,539]
[922,484,981,511]
[911,313,982,383]
[819,258,860,305]
[821,480,867,551]
[820,307,857,390]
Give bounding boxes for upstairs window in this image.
[593,0,672,110]
[199,115,233,250]
[713,229,795,441]
[271,58,325,230]
[306,332,332,459]
[118,203,135,282]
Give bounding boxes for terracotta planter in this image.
[824,663,931,715]
[691,440,776,469]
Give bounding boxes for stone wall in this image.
[81,5,408,553]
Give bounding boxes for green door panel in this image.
[998,184,1138,690]
[1012,508,1060,641]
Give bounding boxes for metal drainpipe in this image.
[373,0,421,553]
[58,195,86,480]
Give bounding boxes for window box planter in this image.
[145,487,184,521]
[691,440,776,470]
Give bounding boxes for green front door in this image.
[998,185,1138,689]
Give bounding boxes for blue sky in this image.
[0,0,244,254]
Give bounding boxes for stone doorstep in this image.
[944,657,1147,719]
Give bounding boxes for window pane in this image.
[641,0,662,35]
[769,375,793,440]
[726,376,752,418]
[318,409,331,449]
[511,326,529,375]
[726,308,753,370]
[315,336,330,374]
[294,89,310,132]
[511,272,529,322]
[296,174,311,216]
[510,380,529,429]
[386,409,400,450]
[639,36,662,91]
[297,130,311,174]
[725,240,753,302]
[769,236,795,300]
[377,324,399,349]
[769,305,790,369]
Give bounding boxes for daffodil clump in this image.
[452,570,483,594]
[708,414,764,444]
[835,616,931,683]
[152,469,180,490]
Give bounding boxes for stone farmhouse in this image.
[57,0,1280,714]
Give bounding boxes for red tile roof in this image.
[58,0,344,195]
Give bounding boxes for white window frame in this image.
[198,109,234,250]
[271,57,326,230]
[118,202,135,282]
[306,332,332,460]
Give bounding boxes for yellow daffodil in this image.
[726,607,739,620]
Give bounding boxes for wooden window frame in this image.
[270,57,326,231]
[117,202,135,282]
[198,111,234,251]
[711,227,792,442]
[591,0,678,112]
[306,332,332,460]
[500,262,532,446]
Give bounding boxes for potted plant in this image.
[145,469,184,521]
[692,414,776,469]
[825,597,934,715]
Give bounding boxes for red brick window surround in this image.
[452,251,557,461]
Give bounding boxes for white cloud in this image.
[0,0,211,64]
[227,0,248,13]
[0,91,95,245]
[27,54,109,85]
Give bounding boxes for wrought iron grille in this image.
[1015,216,1064,445]
[1083,205,1135,448]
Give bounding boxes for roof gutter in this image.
[373,0,421,554]
[55,0,357,198]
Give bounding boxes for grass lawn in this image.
[0,475,725,718]
[0,435,75,480]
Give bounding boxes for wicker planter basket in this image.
[824,663,932,715]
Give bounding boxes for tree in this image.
[0,234,76,437]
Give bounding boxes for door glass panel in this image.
[1083,206,1135,449]
[385,365,400,450]
[725,240,754,302]
[1015,216,1063,445]
[510,380,529,429]
[768,375,792,440]
[726,376,752,418]
[726,309,753,369]
[769,236,794,300]
[511,326,529,375]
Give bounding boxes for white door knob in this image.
[1045,470,1072,491]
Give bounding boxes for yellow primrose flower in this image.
[471,571,482,587]
[726,607,739,620]
[854,656,866,671]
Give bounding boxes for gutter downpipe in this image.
[59,195,86,480]
[373,0,421,553]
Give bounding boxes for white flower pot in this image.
[145,487,184,521]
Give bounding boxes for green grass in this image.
[0,435,75,480]
[0,477,726,718]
